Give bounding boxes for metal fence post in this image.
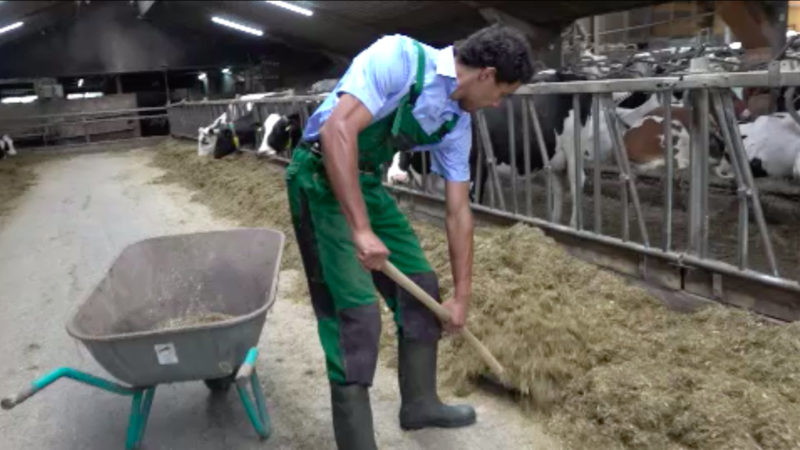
[603,94,650,247]
[476,110,507,211]
[592,94,602,234]
[507,99,519,214]
[527,97,553,221]
[521,97,533,217]
[688,89,710,257]
[660,90,674,252]
[572,94,583,230]
[710,89,749,270]
[721,92,780,276]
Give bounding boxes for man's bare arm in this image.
[319,94,389,270]
[442,180,474,330]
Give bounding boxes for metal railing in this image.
[1,106,169,146]
[165,71,800,318]
[458,71,800,294]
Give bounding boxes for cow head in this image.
[198,113,228,156]
[213,126,239,159]
[258,113,302,157]
[387,152,410,185]
[197,126,218,156]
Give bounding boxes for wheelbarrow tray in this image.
[66,228,284,387]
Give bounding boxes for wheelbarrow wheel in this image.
[204,372,237,393]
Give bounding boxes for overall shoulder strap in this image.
[409,40,426,104]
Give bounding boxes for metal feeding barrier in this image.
[461,70,800,320]
[166,69,800,321]
[167,95,326,142]
[1,106,169,146]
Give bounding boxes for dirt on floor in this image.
[0,155,45,223]
[150,141,304,278]
[150,139,800,450]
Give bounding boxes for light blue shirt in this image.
[303,34,472,182]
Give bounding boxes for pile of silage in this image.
[151,139,800,449]
[416,222,800,450]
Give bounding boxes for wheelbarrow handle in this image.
[380,261,507,382]
[1,385,37,410]
[3,367,137,411]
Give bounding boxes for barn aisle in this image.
[0,149,557,449]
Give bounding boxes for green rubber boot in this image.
[330,383,378,450]
[398,339,477,430]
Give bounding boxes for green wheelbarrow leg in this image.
[235,347,271,440]
[2,367,156,449]
[126,387,157,450]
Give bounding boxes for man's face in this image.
[457,67,521,113]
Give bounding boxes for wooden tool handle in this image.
[381,261,506,380]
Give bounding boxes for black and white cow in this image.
[0,134,17,159]
[197,110,301,159]
[197,112,229,157]
[256,113,302,158]
[716,112,800,182]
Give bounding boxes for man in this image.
[285,24,533,449]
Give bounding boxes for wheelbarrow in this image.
[1,228,285,449]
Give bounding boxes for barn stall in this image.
[2,1,800,449]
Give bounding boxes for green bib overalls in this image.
[285,40,458,385]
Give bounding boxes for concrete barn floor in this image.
[0,150,558,449]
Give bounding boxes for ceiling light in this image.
[221,67,231,74]
[66,92,103,100]
[0,21,23,34]
[1,95,37,104]
[198,72,207,81]
[265,1,313,17]
[211,16,263,36]
[78,78,84,87]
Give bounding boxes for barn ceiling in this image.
[0,0,670,58]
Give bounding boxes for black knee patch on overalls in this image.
[339,303,381,385]
[372,270,442,342]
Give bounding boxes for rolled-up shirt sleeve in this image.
[429,113,472,182]
[335,35,410,117]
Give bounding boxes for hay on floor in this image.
[0,156,40,220]
[150,140,302,272]
[152,139,800,450]
[419,222,800,450]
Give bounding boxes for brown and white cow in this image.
[622,107,693,172]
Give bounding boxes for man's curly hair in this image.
[455,23,535,84]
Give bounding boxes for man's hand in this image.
[442,298,469,333]
[353,228,390,271]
